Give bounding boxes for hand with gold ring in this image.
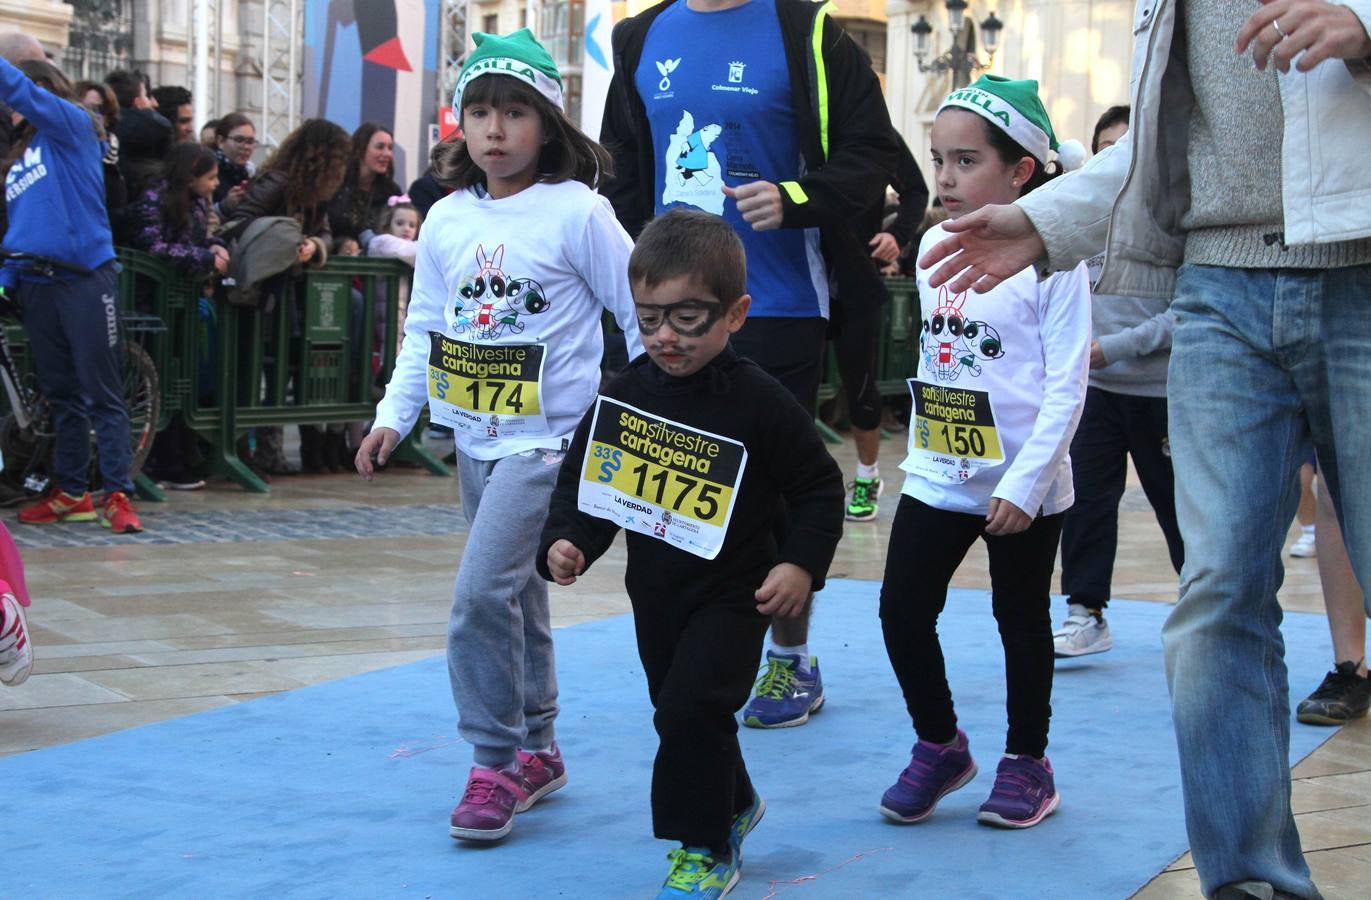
[1236,0,1371,73]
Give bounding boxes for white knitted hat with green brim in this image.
[452,29,564,113]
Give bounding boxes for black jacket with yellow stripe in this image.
[599,0,900,312]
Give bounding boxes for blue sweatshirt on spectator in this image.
[0,57,116,281]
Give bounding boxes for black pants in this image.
[632,590,770,847]
[832,301,883,431]
[879,495,1064,758]
[1059,387,1184,610]
[729,316,827,414]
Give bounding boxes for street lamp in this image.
[911,3,1004,89]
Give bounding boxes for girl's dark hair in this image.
[160,143,219,236]
[76,80,120,130]
[259,118,350,211]
[974,114,1061,196]
[347,122,395,183]
[214,112,254,141]
[432,75,612,191]
[375,201,422,236]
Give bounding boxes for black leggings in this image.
[879,495,1064,758]
[832,303,883,431]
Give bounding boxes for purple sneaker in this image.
[976,755,1060,828]
[879,729,978,823]
[449,766,529,841]
[514,744,567,812]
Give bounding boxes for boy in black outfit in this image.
[538,209,844,899]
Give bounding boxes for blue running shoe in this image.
[655,846,739,899]
[742,652,824,728]
[729,791,766,860]
[880,729,977,823]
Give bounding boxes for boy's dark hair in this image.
[629,210,747,309]
[104,69,140,108]
[432,74,612,191]
[151,85,192,113]
[1091,105,1131,154]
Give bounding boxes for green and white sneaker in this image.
[655,846,740,899]
[845,476,882,521]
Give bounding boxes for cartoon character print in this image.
[920,285,1006,382]
[450,244,551,339]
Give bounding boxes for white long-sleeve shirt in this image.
[901,223,1091,517]
[374,180,644,460]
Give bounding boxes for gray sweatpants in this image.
[451,447,564,768]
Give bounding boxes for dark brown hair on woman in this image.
[258,118,350,212]
[432,75,612,192]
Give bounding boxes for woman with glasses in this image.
[212,113,257,217]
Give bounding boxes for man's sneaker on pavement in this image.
[513,744,567,811]
[1053,604,1113,657]
[1296,661,1371,725]
[845,476,882,521]
[977,754,1060,828]
[1289,524,1317,558]
[449,765,528,841]
[17,488,96,525]
[655,846,739,899]
[742,652,824,728]
[879,729,977,823]
[99,491,144,534]
[0,589,32,686]
[729,790,765,859]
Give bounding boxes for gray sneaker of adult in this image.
[1053,604,1113,658]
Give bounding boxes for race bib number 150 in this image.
[901,379,1005,484]
[577,397,748,560]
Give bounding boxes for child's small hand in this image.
[354,426,400,481]
[985,498,1032,536]
[546,540,586,586]
[755,562,812,618]
[211,245,230,275]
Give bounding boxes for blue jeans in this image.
[1163,264,1371,899]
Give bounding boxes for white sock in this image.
[856,461,879,481]
[1301,523,1316,536]
[772,642,811,673]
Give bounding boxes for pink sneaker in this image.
[449,766,528,841]
[0,586,33,686]
[514,744,567,812]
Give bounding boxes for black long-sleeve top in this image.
[537,347,845,606]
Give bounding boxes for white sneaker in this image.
[1053,603,1113,658]
[0,590,33,686]
[1290,525,1317,558]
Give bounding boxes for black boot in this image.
[297,425,325,474]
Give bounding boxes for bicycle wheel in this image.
[122,338,159,477]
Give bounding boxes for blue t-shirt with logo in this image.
[636,0,828,318]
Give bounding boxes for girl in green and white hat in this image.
[358,29,644,846]
[877,74,1091,831]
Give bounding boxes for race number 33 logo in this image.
[577,396,747,559]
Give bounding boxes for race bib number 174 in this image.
[577,397,748,560]
[426,332,549,437]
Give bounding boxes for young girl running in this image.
[354,29,642,843]
[877,75,1090,830]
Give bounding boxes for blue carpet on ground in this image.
[0,580,1337,899]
